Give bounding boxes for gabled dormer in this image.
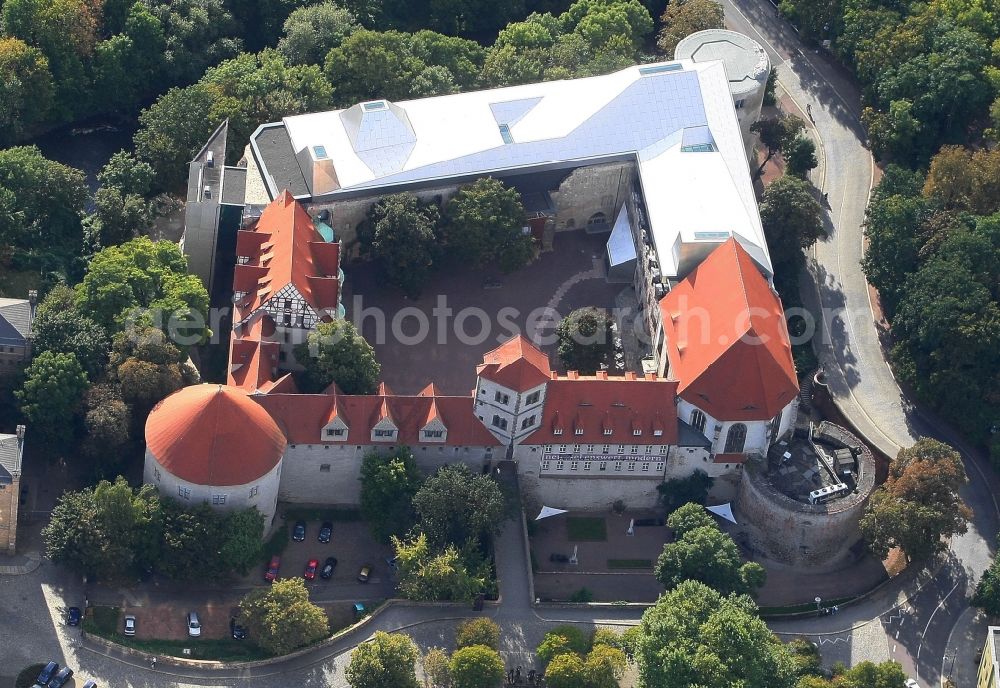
[371,398,397,442]
[420,399,448,443]
[322,397,349,442]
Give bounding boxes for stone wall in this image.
[733,423,876,566]
[0,473,17,554]
[550,162,635,233]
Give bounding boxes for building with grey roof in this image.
[0,292,36,381]
[0,425,25,554]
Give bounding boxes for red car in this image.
[303,558,319,581]
[264,555,280,582]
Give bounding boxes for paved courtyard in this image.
[343,229,626,394]
[530,511,669,603]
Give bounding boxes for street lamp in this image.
[815,596,822,613]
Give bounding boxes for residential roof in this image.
[0,298,32,347]
[525,374,678,445]
[254,391,503,447]
[250,60,771,277]
[0,430,23,485]
[233,191,341,325]
[660,238,798,421]
[476,335,553,392]
[227,313,296,394]
[145,384,287,486]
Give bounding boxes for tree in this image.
[860,439,971,562]
[239,578,328,654]
[657,470,714,513]
[84,186,154,250]
[862,100,922,165]
[750,114,805,179]
[556,307,613,374]
[442,177,534,272]
[537,625,590,665]
[0,37,53,144]
[134,84,219,189]
[345,631,420,688]
[655,523,766,596]
[75,237,210,343]
[636,580,797,688]
[657,0,724,56]
[278,1,359,65]
[98,151,155,198]
[144,0,242,85]
[449,645,504,688]
[666,502,717,538]
[16,351,88,443]
[358,193,440,297]
[544,652,586,688]
[295,319,380,394]
[784,135,818,178]
[456,618,500,650]
[360,448,422,542]
[423,647,452,688]
[219,509,265,575]
[81,385,132,466]
[758,175,825,270]
[107,326,197,419]
[786,637,822,678]
[836,660,909,687]
[974,544,1000,617]
[923,146,1000,216]
[412,464,506,548]
[583,644,627,688]
[31,301,110,380]
[393,533,484,601]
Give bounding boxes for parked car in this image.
[318,521,333,543]
[47,666,73,688]
[265,555,280,582]
[230,617,247,640]
[320,556,338,579]
[36,662,59,684]
[66,607,81,626]
[303,559,319,580]
[123,615,136,636]
[82,681,98,688]
[549,553,569,563]
[292,521,307,541]
[186,611,202,637]
[905,681,920,688]
[357,565,371,582]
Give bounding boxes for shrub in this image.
[456,617,500,650]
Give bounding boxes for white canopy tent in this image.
[705,503,737,524]
[536,506,568,520]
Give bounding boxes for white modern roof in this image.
[251,60,772,276]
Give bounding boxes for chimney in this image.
[644,373,656,380]
[567,370,579,380]
[596,370,608,380]
[16,425,25,440]
[27,290,37,307]
[625,372,637,380]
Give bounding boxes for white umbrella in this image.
[536,506,568,520]
[705,503,737,525]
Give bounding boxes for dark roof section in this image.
[0,431,24,485]
[221,166,247,206]
[251,123,309,199]
[677,419,712,448]
[0,298,32,347]
[186,120,229,203]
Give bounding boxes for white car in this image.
[123,614,136,636]
[905,680,920,688]
[186,611,202,638]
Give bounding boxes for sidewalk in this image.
[0,552,42,575]
[946,607,988,688]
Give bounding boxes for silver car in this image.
[186,611,202,637]
[123,614,136,636]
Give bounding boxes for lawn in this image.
[566,517,607,542]
[607,559,653,569]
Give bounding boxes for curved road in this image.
[720,0,999,685]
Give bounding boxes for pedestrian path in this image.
[0,552,42,575]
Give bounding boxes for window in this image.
[633,429,642,436]
[495,391,510,405]
[627,462,636,472]
[656,462,665,472]
[639,63,682,75]
[177,486,191,500]
[558,445,567,453]
[326,429,335,437]
[646,445,654,454]
[691,409,707,434]
[574,428,584,436]
[499,123,514,144]
[768,412,782,443]
[641,462,650,472]
[614,461,623,472]
[617,444,625,454]
[587,211,607,227]
[724,423,748,453]
[212,494,227,505]
[491,415,509,430]
[249,486,259,498]
[583,461,591,471]
[374,429,396,438]
[659,445,669,455]
[153,467,161,481]
[333,428,345,436]
[603,428,612,436]
[734,98,746,109]
[320,464,331,472]
[424,430,444,438]
[521,415,536,430]
[573,444,581,453]
[602,445,610,454]
[556,460,565,471]
[630,445,639,454]
[599,461,607,471]
[586,445,595,453]
[554,428,564,435]
[525,391,540,405]
[541,460,550,471]
[570,461,578,471]
[544,445,552,452]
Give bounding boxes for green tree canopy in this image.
[81,384,132,467]
[556,307,613,374]
[393,532,485,601]
[358,192,441,297]
[239,578,329,654]
[345,631,420,688]
[758,175,825,270]
[545,652,586,688]
[655,523,766,597]
[666,502,717,538]
[860,439,972,562]
[294,318,381,394]
[974,542,1000,616]
[784,134,819,178]
[657,0,724,56]
[657,470,714,514]
[16,351,89,443]
[750,114,806,179]
[360,448,422,542]
[449,644,505,688]
[537,625,590,665]
[583,644,627,688]
[412,463,506,547]
[31,294,110,380]
[636,580,797,688]
[456,617,501,650]
[277,1,360,66]
[145,0,242,85]
[0,37,53,143]
[442,177,534,272]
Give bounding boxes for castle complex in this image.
[148,45,804,523]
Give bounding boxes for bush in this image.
[569,588,594,603]
[537,625,590,664]
[16,664,46,688]
[591,628,626,652]
[456,617,500,650]
[449,644,505,688]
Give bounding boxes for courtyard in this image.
[342,229,630,394]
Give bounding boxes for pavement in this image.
[721,0,1000,685]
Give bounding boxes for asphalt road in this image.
[720,0,1000,684]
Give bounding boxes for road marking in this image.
[916,579,962,660]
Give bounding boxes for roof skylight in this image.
[639,63,683,75]
[498,123,514,144]
[362,100,388,112]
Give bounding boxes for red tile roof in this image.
[477,335,552,391]
[233,191,340,324]
[660,238,797,421]
[712,453,747,464]
[525,375,678,444]
[254,391,503,447]
[145,384,287,486]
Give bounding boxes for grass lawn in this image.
[566,517,607,542]
[607,559,653,569]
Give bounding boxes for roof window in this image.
[680,142,716,152]
[499,123,514,144]
[639,63,683,75]
[362,100,388,112]
[313,145,328,159]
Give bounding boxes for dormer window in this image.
[633,429,642,436]
[554,428,564,435]
[574,428,584,436]
[374,429,395,438]
[423,430,444,438]
[603,428,612,436]
[653,429,663,437]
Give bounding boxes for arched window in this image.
[587,212,607,228]
[690,409,707,435]
[724,423,747,453]
[768,412,782,444]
